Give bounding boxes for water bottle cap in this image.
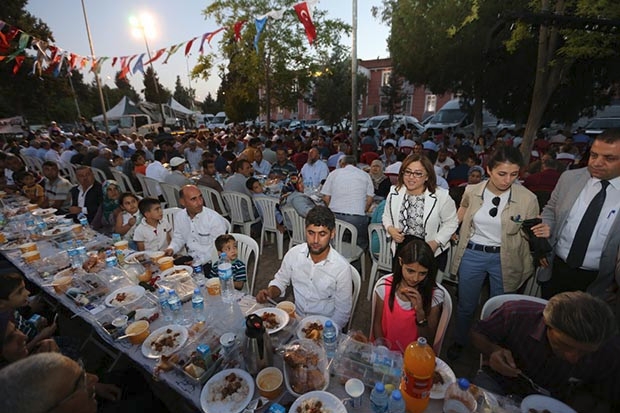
[325,320,333,328]
[391,389,402,400]
[158,287,166,294]
[220,252,227,258]
[374,382,385,392]
[457,378,470,390]
[169,289,177,295]
[193,288,201,294]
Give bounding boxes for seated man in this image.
[68,166,102,223]
[164,185,229,271]
[256,206,353,328]
[471,291,619,412]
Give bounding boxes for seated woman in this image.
[372,239,444,352]
[92,180,121,234]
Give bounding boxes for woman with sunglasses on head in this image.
[447,146,539,360]
[382,154,458,269]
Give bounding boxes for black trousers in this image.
[540,256,598,299]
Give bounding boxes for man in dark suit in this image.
[68,166,102,223]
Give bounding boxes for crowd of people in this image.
[0,120,618,412]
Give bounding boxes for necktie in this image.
[566,180,610,269]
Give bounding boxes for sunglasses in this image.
[489,196,501,217]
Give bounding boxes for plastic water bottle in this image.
[167,289,182,323]
[443,378,477,413]
[0,210,6,227]
[77,212,88,227]
[370,382,389,413]
[217,253,234,303]
[76,246,88,266]
[322,320,337,358]
[193,264,206,292]
[68,248,80,269]
[388,390,406,413]
[191,288,205,322]
[157,288,173,322]
[101,256,127,283]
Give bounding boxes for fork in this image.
[518,372,551,396]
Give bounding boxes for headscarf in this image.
[102,180,120,221]
[369,159,388,191]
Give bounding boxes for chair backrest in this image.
[221,191,257,225]
[160,182,180,208]
[349,265,361,332]
[163,207,182,231]
[481,294,548,321]
[333,219,358,256]
[385,173,399,185]
[360,151,379,165]
[90,167,107,184]
[253,196,279,230]
[229,232,259,295]
[143,176,163,199]
[433,283,452,355]
[111,169,140,195]
[135,174,150,197]
[198,185,229,218]
[26,156,43,173]
[281,206,305,248]
[110,169,128,192]
[368,223,392,270]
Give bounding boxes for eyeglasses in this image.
[46,361,88,412]
[489,196,501,217]
[402,169,427,178]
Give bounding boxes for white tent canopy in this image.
[92,96,144,122]
[168,97,197,117]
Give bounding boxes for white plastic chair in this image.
[333,219,366,281]
[26,156,43,173]
[198,185,229,219]
[90,167,107,184]
[143,176,165,204]
[111,169,141,195]
[229,232,259,295]
[349,265,361,332]
[253,196,284,260]
[367,223,392,300]
[163,207,182,231]
[221,191,260,236]
[281,206,305,250]
[160,182,180,208]
[135,174,151,197]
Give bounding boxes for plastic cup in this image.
[137,269,152,283]
[206,278,221,296]
[114,240,129,250]
[18,242,38,254]
[256,367,283,400]
[112,315,129,329]
[52,276,73,294]
[27,203,38,211]
[157,257,174,272]
[0,233,6,243]
[345,378,365,408]
[276,301,296,319]
[148,251,165,262]
[22,250,41,263]
[219,332,237,353]
[71,224,83,234]
[125,320,150,345]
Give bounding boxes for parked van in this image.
[360,115,424,134]
[424,98,498,135]
[209,112,229,129]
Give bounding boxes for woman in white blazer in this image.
[382,154,458,262]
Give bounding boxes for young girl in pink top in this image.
[372,239,444,352]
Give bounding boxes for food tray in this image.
[282,339,329,397]
[94,293,159,339]
[64,271,110,307]
[330,334,403,388]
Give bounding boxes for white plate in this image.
[141,324,189,358]
[104,285,146,307]
[160,265,194,278]
[521,394,576,413]
[124,251,160,264]
[430,357,457,399]
[42,226,72,238]
[32,208,57,217]
[200,368,254,413]
[290,391,347,413]
[296,315,339,341]
[0,240,23,251]
[251,307,290,335]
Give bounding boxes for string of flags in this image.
[0,0,317,77]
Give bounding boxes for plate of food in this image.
[141,324,189,358]
[296,315,339,342]
[290,391,347,413]
[520,395,576,413]
[42,226,72,238]
[0,239,23,251]
[200,368,254,413]
[32,208,57,217]
[431,357,457,399]
[252,307,289,335]
[160,265,194,278]
[104,285,146,307]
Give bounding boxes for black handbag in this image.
[520,218,552,260]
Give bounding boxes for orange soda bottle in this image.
[400,337,436,413]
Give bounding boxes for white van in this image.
[209,112,229,129]
[424,99,498,135]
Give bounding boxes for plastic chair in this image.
[90,167,107,184]
[229,232,259,295]
[367,224,392,300]
[163,207,182,231]
[333,219,366,281]
[221,191,260,236]
[253,196,284,260]
[281,206,305,250]
[160,182,180,208]
[143,176,165,203]
[349,265,361,332]
[26,156,43,173]
[198,185,229,219]
[135,174,150,197]
[111,169,141,195]
[385,173,399,185]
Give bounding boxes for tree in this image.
[173,75,195,109]
[115,71,141,103]
[200,93,223,114]
[200,0,350,126]
[380,73,404,122]
[142,66,171,103]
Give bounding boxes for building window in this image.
[381,70,392,87]
[425,94,437,112]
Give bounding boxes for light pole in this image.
[130,14,166,125]
[351,0,358,158]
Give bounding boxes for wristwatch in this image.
[416,318,428,327]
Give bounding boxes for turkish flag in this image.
[293,2,316,45]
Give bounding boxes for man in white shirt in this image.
[164,185,229,268]
[43,142,62,164]
[183,139,204,172]
[145,150,170,182]
[256,206,353,328]
[435,148,455,178]
[321,155,374,250]
[252,149,271,176]
[164,157,191,187]
[300,148,329,188]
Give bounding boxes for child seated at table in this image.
[209,234,247,291]
[133,197,172,251]
[15,170,44,206]
[246,177,286,233]
[114,192,141,249]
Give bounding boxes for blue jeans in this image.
[455,248,504,345]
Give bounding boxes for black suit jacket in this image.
[69,182,103,223]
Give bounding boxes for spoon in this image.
[116,332,139,340]
[518,372,551,396]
